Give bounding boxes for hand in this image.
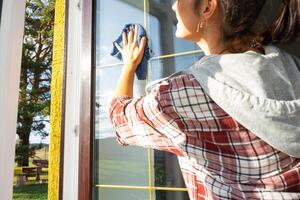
[114,24,147,73]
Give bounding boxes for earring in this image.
[196,21,203,32]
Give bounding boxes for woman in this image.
[110,0,300,199]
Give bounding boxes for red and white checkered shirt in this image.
[109,73,300,200]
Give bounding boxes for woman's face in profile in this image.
[172,0,201,41]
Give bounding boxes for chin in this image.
[174,24,195,40]
[175,27,187,37]
[175,31,184,39]
[175,29,194,41]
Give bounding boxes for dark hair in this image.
[268,0,300,43]
[195,0,300,53]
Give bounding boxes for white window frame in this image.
[0,0,26,199]
[62,0,83,199]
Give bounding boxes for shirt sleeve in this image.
[108,73,231,156]
[109,79,187,156]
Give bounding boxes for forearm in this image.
[113,24,147,98]
[114,64,136,97]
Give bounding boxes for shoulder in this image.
[146,72,214,111]
[146,72,202,95]
[147,71,238,131]
[167,73,201,89]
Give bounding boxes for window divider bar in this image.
[143,1,153,200]
[97,50,204,69]
[148,148,153,199]
[95,184,188,192]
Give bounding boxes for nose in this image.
[172,0,177,12]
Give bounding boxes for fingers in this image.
[128,25,134,43]
[139,36,147,52]
[118,25,147,58]
[133,24,138,44]
[122,31,127,46]
[114,42,123,52]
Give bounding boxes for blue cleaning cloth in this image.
[111,23,152,80]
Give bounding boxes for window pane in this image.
[148,0,201,56]
[153,190,190,200]
[149,53,203,80]
[152,150,186,188]
[96,0,152,67]
[95,66,145,141]
[94,0,204,199]
[95,188,149,200]
[94,139,149,186]
[94,0,151,188]
[94,66,149,186]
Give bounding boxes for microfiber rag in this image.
[111,23,152,80]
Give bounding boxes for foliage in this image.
[16,0,54,166]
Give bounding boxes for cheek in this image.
[176,6,198,33]
[175,14,198,39]
[174,1,200,40]
[175,23,190,37]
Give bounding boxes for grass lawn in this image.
[13,183,47,200]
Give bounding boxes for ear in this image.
[200,0,218,20]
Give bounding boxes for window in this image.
[93,0,204,199]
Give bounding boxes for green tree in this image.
[16,0,54,166]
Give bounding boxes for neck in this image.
[196,36,227,55]
[196,32,265,55]
[195,16,228,55]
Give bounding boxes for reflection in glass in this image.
[153,151,186,188]
[94,0,150,188]
[149,53,204,81]
[95,66,147,140]
[96,0,159,67]
[95,188,149,200]
[95,66,122,140]
[149,0,201,57]
[94,0,204,199]
[94,138,149,186]
[153,190,190,200]
[94,67,149,186]
[96,0,144,66]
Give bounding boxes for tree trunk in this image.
[18,132,31,166]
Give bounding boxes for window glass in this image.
[148,0,201,56]
[152,151,186,188]
[149,54,203,81]
[95,188,149,200]
[153,190,190,200]
[94,0,150,187]
[96,0,153,67]
[94,0,204,199]
[94,131,149,186]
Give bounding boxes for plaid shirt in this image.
[109,73,300,200]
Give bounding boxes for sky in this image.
[30,133,50,144]
[16,131,50,144]
[27,116,50,144]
